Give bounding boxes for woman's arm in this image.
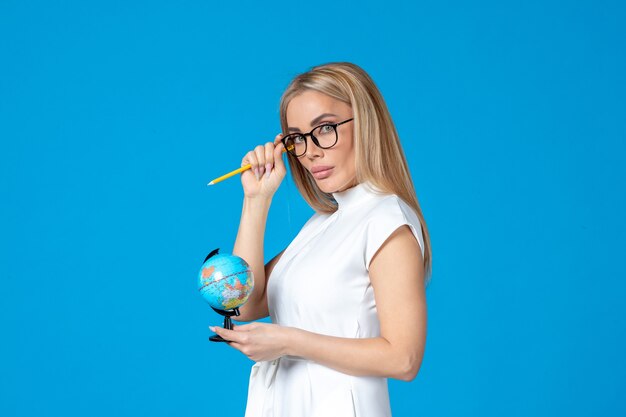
[213,225,427,381]
[287,225,426,381]
[232,196,274,322]
[232,137,287,323]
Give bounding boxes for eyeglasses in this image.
[281,118,354,157]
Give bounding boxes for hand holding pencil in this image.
[208,133,288,199]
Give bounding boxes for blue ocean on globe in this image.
[198,252,254,311]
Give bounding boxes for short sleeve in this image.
[364,196,425,271]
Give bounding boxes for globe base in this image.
[208,306,240,343]
[209,334,231,343]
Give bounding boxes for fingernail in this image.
[259,166,265,177]
[209,326,216,331]
[254,168,259,180]
[265,163,271,178]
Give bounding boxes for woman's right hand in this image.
[240,133,287,199]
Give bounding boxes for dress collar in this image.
[331,181,382,210]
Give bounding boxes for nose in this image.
[304,135,324,159]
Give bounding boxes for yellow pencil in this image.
[208,147,289,186]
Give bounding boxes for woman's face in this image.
[286,90,356,193]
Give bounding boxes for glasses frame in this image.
[281,118,354,157]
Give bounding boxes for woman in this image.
[210,62,432,417]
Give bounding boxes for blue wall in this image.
[1,1,624,416]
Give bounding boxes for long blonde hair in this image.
[279,62,432,283]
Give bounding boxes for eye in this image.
[292,134,306,144]
[319,124,334,134]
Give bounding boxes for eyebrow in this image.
[287,113,339,133]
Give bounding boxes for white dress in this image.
[244,181,425,417]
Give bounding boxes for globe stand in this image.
[209,306,241,343]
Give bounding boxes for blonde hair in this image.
[279,62,432,283]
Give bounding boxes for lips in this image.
[311,166,333,179]
[311,166,334,173]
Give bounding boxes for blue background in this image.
[1,0,625,416]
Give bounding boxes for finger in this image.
[229,342,245,352]
[264,142,274,178]
[222,338,241,349]
[232,323,256,331]
[274,140,286,171]
[242,150,258,168]
[254,145,266,177]
[274,133,285,151]
[212,326,241,343]
[243,150,260,180]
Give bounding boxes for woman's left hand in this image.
[209,322,292,362]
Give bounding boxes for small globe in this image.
[198,251,254,311]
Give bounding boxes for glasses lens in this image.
[312,124,338,149]
[284,134,307,156]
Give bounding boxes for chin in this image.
[315,178,344,194]
[315,183,332,194]
[311,178,329,192]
